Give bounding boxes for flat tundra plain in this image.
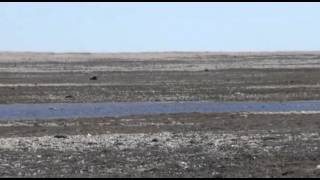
[0,52,320,177]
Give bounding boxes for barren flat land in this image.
[1,52,320,177]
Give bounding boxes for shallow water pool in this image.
[1,100,320,121]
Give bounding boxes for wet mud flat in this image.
[1,52,320,177]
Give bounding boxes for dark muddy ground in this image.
[0,52,320,177]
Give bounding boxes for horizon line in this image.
[1,50,320,55]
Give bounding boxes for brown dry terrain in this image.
[0,52,320,177]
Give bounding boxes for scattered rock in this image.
[281,170,294,176]
[151,138,159,142]
[189,139,196,144]
[114,140,123,146]
[100,153,106,158]
[65,95,73,99]
[235,92,243,96]
[211,171,221,177]
[54,134,68,139]
[87,142,97,146]
[262,136,278,141]
[240,113,248,118]
[178,161,189,169]
[204,69,209,72]
[14,163,21,168]
[90,76,98,80]
[316,165,320,169]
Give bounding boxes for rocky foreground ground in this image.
[0,113,320,177]
[0,52,320,177]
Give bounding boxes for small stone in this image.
[65,95,73,99]
[212,171,222,178]
[178,161,189,169]
[212,171,219,176]
[151,138,159,142]
[87,142,96,145]
[282,171,293,176]
[87,133,92,137]
[137,167,147,172]
[240,113,248,118]
[54,134,68,139]
[316,165,320,169]
[14,163,21,168]
[90,76,98,80]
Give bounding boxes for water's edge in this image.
[1,100,320,121]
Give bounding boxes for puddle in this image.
[1,100,320,121]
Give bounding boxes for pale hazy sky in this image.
[0,2,320,52]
